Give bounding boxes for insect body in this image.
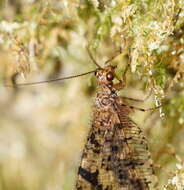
[76,66,157,190]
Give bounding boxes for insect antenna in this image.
[104,47,122,64]
[86,47,102,69]
[4,69,96,87]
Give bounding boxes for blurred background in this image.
[0,0,184,190]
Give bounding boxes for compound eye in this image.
[106,72,114,81]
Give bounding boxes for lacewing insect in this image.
[6,49,160,190]
[76,65,158,190]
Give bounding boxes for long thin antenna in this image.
[4,69,96,87]
[86,47,102,69]
[104,47,122,64]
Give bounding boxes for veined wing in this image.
[101,97,157,190]
[76,95,157,190]
[76,99,118,190]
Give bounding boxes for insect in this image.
[75,63,158,190]
[7,49,159,190]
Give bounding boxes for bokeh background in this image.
[0,0,184,190]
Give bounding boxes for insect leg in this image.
[121,103,163,112]
[113,61,130,90]
[121,89,152,102]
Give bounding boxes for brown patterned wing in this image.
[76,95,157,190]
[76,96,121,190]
[105,98,158,190]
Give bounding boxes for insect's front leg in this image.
[115,61,153,102]
[113,61,130,91]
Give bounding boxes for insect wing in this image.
[105,97,157,190]
[76,99,117,190]
[76,95,157,190]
